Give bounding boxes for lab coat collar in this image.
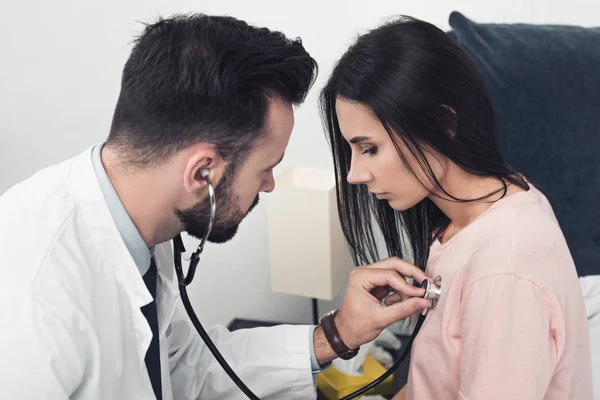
[67,146,153,309]
[91,143,152,276]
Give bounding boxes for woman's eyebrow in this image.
[349,136,372,144]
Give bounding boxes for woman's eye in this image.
[361,146,378,155]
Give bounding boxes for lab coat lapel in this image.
[153,241,180,338]
[68,146,156,382]
[156,271,179,340]
[153,241,181,400]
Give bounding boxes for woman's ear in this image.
[442,105,458,139]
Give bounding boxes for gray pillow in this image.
[448,12,600,277]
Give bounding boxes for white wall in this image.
[1,0,598,327]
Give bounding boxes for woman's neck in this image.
[428,164,523,242]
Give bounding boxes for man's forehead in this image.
[251,137,285,165]
[261,101,294,142]
[236,98,292,167]
[265,99,294,136]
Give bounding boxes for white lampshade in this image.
[267,165,354,301]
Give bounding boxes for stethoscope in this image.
[172,168,443,400]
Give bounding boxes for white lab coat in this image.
[0,148,316,399]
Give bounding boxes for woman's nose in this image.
[347,166,371,185]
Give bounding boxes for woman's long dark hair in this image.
[321,16,528,271]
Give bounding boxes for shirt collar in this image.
[91,143,152,275]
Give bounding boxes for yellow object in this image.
[317,355,394,399]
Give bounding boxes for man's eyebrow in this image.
[268,153,285,169]
[349,136,371,144]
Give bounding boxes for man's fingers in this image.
[377,297,430,327]
[371,286,390,302]
[353,268,425,298]
[361,257,429,284]
[383,292,403,306]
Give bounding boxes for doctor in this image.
[0,13,431,400]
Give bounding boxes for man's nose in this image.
[262,173,275,193]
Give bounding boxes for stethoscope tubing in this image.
[173,174,426,400]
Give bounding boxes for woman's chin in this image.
[386,197,423,211]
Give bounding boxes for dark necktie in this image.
[140,258,163,399]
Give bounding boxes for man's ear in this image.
[182,144,227,196]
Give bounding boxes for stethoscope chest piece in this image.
[421,275,442,315]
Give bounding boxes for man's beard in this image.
[175,169,260,244]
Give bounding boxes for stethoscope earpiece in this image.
[175,167,215,286]
[200,168,210,180]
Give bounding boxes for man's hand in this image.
[314,257,431,365]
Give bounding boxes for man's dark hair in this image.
[107,14,317,167]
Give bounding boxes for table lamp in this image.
[267,165,355,324]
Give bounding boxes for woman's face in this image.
[335,97,447,211]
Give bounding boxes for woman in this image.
[321,16,592,399]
